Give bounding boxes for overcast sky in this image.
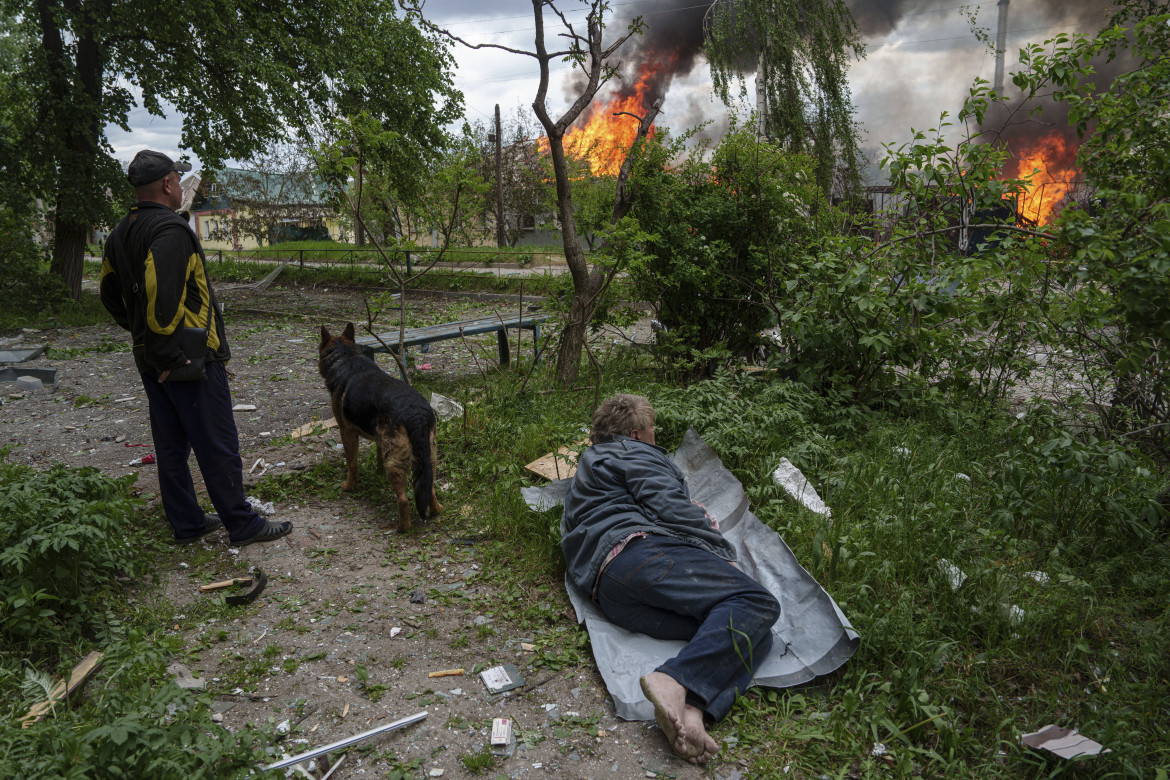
[106,0,1114,183]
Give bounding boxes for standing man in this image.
[560,394,781,765]
[100,149,292,547]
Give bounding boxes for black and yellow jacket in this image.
[100,202,230,374]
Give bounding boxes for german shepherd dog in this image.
[318,323,442,532]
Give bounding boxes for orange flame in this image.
[541,56,671,177]
[1006,133,1079,226]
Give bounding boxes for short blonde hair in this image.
[590,394,654,445]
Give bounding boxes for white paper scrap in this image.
[1021,724,1110,759]
[937,559,968,591]
[771,458,832,517]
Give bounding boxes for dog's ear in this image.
[343,322,356,342]
[319,325,332,349]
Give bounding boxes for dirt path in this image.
[1,287,726,780]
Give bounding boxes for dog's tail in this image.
[405,407,437,518]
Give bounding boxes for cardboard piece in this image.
[1021,724,1109,759]
[525,440,586,481]
[21,650,104,727]
[290,417,338,439]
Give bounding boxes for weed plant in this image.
[0,452,285,778]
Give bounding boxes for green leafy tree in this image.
[1,0,458,300]
[1013,8,1170,452]
[704,0,865,198]
[627,126,833,376]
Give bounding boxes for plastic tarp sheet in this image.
[521,428,859,721]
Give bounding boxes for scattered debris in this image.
[260,711,428,772]
[956,473,972,482]
[167,662,206,690]
[198,575,256,593]
[428,668,464,678]
[525,439,586,481]
[0,346,46,363]
[937,559,968,590]
[429,393,464,422]
[409,589,425,604]
[0,366,56,387]
[233,404,257,412]
[246,496,275,516]
[771,458,832,518]
[480,664,525,695]
[490,717,516,757]
[15,376,43,392]
[128,454,156,466]
[21,651,104,727]
[290,417,338,439]
[1026,571,1050,586]
[1021,724,1110,759]
[893,446,912,457]
[198,568,267,605]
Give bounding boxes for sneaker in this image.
[233,519,293,547]
[174,513,224,546]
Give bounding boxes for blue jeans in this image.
[140,360,265,543]
[596,534,781,720]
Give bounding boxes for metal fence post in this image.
[299,249,304,268]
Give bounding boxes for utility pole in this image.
[495,104,505,248]
[993,0,1010,94]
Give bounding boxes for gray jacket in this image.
[560,435,737,597]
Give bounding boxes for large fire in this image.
[1006,132,1080,226]
[542,55,672,177]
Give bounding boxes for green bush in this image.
[0,454,151,655]
[627,128,833,376]
[1,630,279,780]
[0,211,70,320]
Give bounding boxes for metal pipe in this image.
[260,710,428,771]
[993,0,1010,94]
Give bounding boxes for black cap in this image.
[127,150,192,186]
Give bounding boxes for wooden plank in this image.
[525,439,586,481]
[199,576,254,593]
[21,650,104,728]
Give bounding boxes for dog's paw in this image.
[340,480,356,491]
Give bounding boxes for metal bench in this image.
[356,314,549,380]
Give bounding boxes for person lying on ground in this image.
[560,394,781,765]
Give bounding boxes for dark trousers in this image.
[597,534,781,721]
[140,360,264,543]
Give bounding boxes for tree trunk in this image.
[50,220,87,300]
[556,267,601,386]
[547,132,595,386]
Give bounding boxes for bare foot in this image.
[682,704,720,765]
[640,672,694,759]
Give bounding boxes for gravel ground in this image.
[1,285,729,780]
